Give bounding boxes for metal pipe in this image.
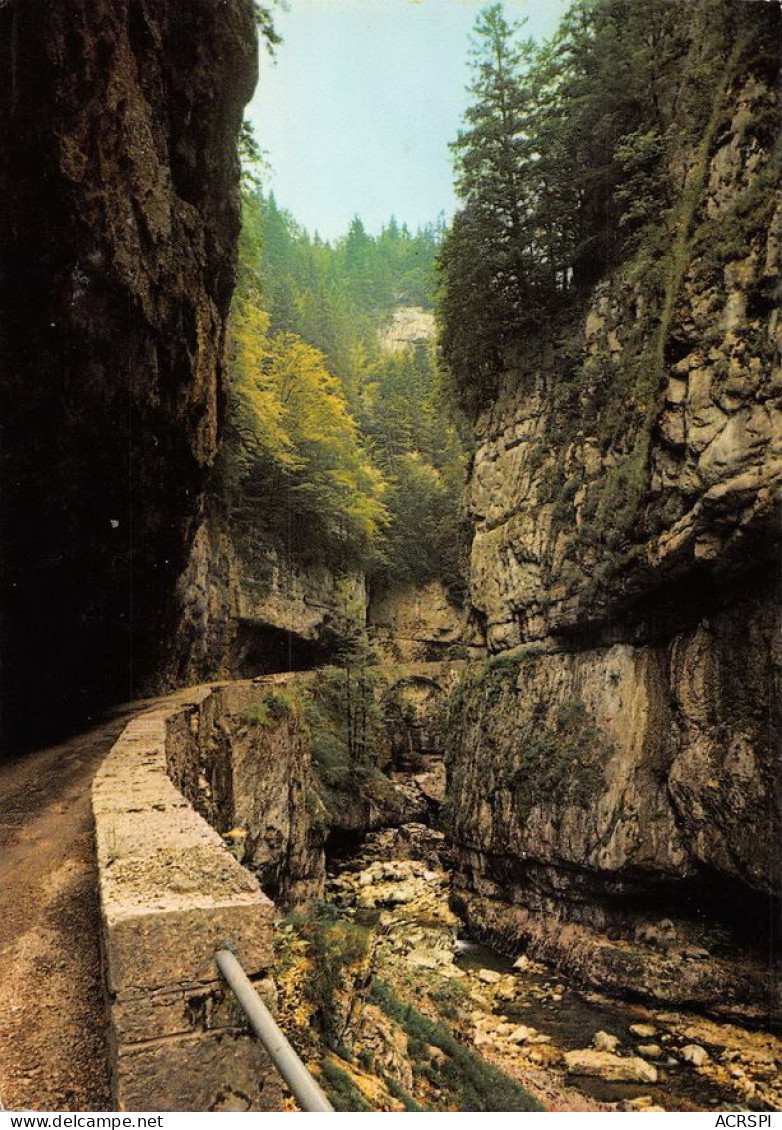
[215,947,335,1113]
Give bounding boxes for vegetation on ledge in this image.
[437,0,780,414]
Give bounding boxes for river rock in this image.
[593,1031,620,1052]
[681,1044,709,1067]
[509,1025,536,1044]
[630,1023,658,1039]
[413,766,446,805]
[430,58,780,1019]
[477,968,502,984]
[625,1098,665,1112]
[565,1049,658,1084]
[513,954,530,971]
[637,1044,662,1058]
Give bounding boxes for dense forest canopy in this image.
[228,0,778,606]
[224,190,468,598]
[438,0,780,411]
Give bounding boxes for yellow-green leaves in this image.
[231,297,388,559]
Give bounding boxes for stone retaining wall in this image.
[92,687,283,1111]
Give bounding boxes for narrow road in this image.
[0,710,136,1111]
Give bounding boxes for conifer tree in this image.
[439,4,548,409]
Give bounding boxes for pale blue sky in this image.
[246,0,570,240]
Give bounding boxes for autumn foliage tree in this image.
[227,298,388,569]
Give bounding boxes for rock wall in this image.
[379,306,436,353]
[165,664,460,910]
[449,12,780,1019]
[0,0,257,745]
[174,516,367,685]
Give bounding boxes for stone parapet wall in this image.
[92,687,283,1112]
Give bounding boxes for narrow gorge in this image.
[0,0,778,1115]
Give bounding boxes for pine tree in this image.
[439,4,552,409]
[452,4,540,299]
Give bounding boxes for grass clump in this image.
[239,688,295,728]
[370,979,543,1112]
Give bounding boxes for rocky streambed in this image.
[273,822,781,1113]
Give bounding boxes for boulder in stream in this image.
[565,1049,658,1084]
[593,1031,620,1052]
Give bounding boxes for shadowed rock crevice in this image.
[0,0,257,750]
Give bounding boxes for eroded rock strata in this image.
[175,515,368,684]
[447,30,780,1019]
[445,596,777,1020]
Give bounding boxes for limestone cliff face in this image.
[175,517,368,684]
[470,70,780,651]
[369,581,481,663]
[0,0,257,743]
[448,46,780,1016]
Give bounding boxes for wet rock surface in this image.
[274,823,781,1111]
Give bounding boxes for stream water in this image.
[325,825,779,1112]
[454,938,730,1111]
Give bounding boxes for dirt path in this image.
[0,710,136,1111]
